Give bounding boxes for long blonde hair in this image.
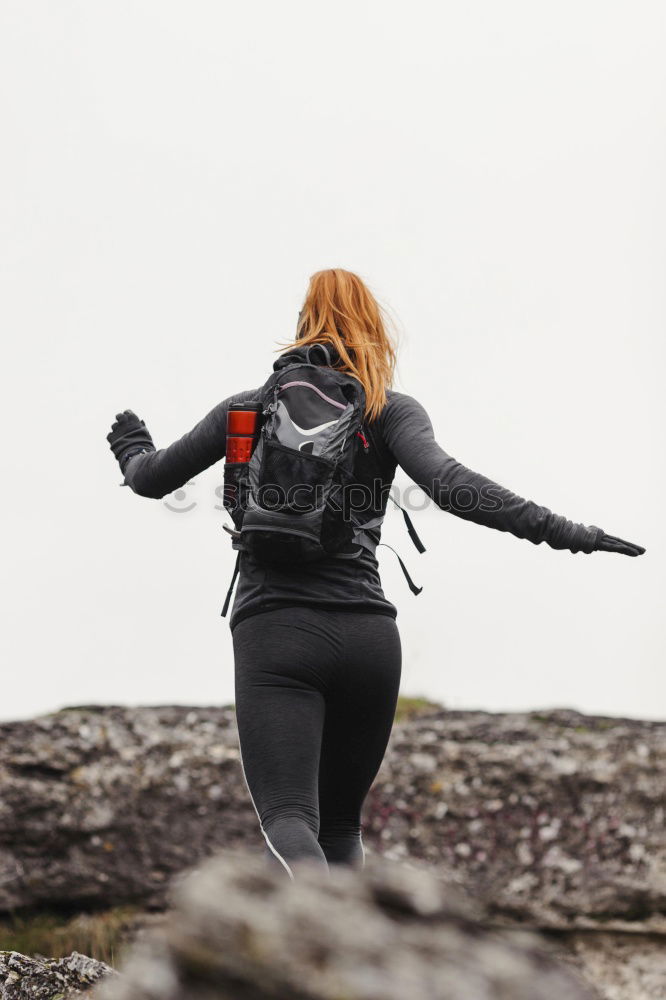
[280,269,397,421]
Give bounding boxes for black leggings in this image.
[232,607,402,876]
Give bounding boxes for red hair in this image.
[281,269,397,421]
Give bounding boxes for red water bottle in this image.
[225,401,262,463]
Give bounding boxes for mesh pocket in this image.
[223,462,249,529]
[258,440,333,513]
[321,471,356,553]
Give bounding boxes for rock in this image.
[0,950,113,998]
[367,707,666,932]
[0,706,254,911]
[0,704,664,936]
[1,704,664,999]
[546,931,666,1000]
[96,850,598,1000]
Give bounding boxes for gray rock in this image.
[369,708,666,932]
[0,704,664,935]
[1,704,664,999]
[0,706,253,911]
[0,950,113,998]
[547,931,666,1000]
[96,850,599,1000]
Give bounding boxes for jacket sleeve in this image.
[123,388,262,499]
[380,392,602,553]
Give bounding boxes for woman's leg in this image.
[232,607,337,875]
[317,613,402,866]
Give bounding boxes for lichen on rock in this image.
[0,950,113,999]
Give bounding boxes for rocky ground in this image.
[96,850,600,1000]
[0,702,664,998]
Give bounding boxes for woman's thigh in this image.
[232,607,339,827]
[318,613,402,824]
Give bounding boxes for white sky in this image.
[1,1,664,721]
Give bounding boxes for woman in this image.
[107,269,644,879]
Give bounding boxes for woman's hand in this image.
[596,533,645,557]
[107,409,155,473]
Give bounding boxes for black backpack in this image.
[221,343,425,614]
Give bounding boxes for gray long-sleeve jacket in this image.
[124,387,601,629]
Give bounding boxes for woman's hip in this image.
[232,606,401,691]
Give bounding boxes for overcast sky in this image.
[1,1,664,721]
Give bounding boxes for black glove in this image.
[596,533,645,557]
[107,410,155,473]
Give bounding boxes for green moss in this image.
[394,696,441,722]
[0,906,140,966]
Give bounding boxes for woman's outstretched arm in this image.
[107,388,261,499]
[381,391,644,556]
